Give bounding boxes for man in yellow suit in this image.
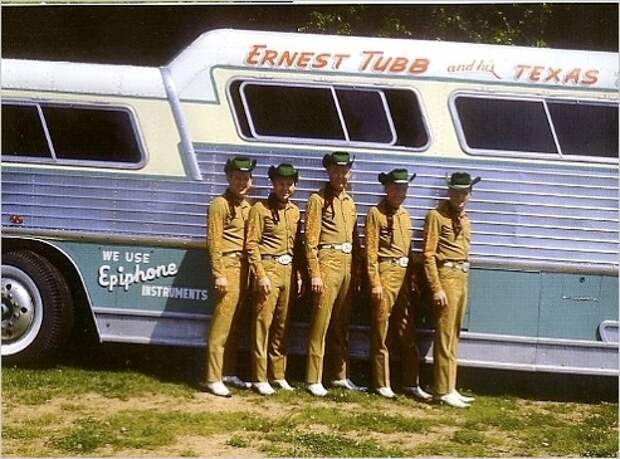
[423,172,480,408]
[305,151,364,397]
[246,164,302,396]
[202,156,256,397]
[366,168,432,401]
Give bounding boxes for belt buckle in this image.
[462,262,470,273]
[276,254,292,265]
[341,242,353,254]
[397,257,409,268]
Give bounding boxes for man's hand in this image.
[296,275,304,296]
[311,276,323,294]
[410,273,420,294]
[258,277,271,296]
[433,290,448,309]
[371,285,383,304]
[214,276,229,295]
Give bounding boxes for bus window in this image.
[547,102,618,159]
[231,80,428,150]
[334,88,395,144]
[2,103,52,158]
[242,84,345,140]
[383,89,428,148]
[1,101,144,167]
[454,96,557,154]
[42,106,143,163]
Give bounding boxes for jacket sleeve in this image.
[246,204,266,281]
[207,198,227,279]
[423,210,443,294]
[365,208,381,289]
[304,194,322,279]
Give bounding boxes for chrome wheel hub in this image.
[1,266,43,355]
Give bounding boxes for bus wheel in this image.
[1,249,74,366]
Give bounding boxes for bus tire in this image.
[1,249,74,366]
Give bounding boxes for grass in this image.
[3,366,194,404]
[2,347,618,457]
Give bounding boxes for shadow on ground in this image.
[54,332,619,404]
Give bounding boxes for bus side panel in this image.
[466,268,542,337]
[52,241,213,347]
[539,273,618,341]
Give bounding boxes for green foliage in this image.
[295,4,616,49]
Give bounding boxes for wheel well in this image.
[2,237,100,343]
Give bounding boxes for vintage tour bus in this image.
[2,29,618,376]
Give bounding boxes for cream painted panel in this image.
[181,67,617,168]
[2,90,186,177]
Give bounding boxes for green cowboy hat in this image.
[378,168,416,185]
[224,156,257,174]
[322,151,355,168]
[447,172,481,189]
[268,163,299,183]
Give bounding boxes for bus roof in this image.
[3,28,618,99]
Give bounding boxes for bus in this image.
[2,29,618,376]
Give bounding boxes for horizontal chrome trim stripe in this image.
[5,226,618,268]
[4,229,618,274]
[93,306,209,321]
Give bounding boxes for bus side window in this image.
[230,80,429,151]
[2,103,53,158]
[452,94,618,161]
[547,102,619,159]
[1,101,144,167]
[454,96,557,154]
[42,106,142,163]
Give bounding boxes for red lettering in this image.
[332,54,350,69]
[408,58,429,75]
[296,52,313,68]
[246,44,266,65]
[360,51,383,71]
[389,57,408,73]
[545,67,562,83]
[529,65,545,82]
[261,50,278,66]
[373,56,392,72]
[313,53,330,69]
[278,51,297,67]
[514,64,530,80]
[564,68,581,84]
[581,69,599,85]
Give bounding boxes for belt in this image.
[222,251,243,258]
[440,260,470,273]
[261,254,293,265]
[378,256,409,268]
[318,242,353,254]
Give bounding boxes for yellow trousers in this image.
[433,266,468,396]
[306,250,353,384]
[371,263,421,389]
[205,256,248,383]
[251,261,293,382]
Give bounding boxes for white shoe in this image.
[253,381,276,396]
[307,383,328,397]
[376,387,397,399]
[330,378,367,392]
[452,390,475,403]
[437,392,470,408]
[402,385,433,401]
[223,375,252,389]
[205,381,231,397]
[272,379,294,391]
